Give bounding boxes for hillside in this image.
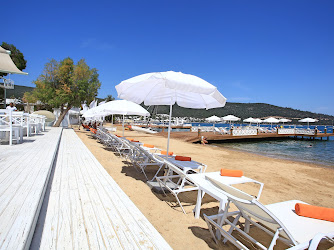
[146,103,334,125]
[1,85,333,125]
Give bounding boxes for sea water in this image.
[199,124,334,167]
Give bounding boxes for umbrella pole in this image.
[122,114,125,137]
[167,103,173,157]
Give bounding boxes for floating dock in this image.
[157,131,334,143]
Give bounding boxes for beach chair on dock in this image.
[204,178,334,249]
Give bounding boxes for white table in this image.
[187,172,264,219]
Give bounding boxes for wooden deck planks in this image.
[0,127,63,250]
[34,129,171,249]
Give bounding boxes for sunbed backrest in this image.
[207,176,295,243]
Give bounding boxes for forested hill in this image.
[145,103,334,125]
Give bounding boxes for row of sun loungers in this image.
[87,125,334,249]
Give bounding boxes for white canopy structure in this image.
[205,115,221,122]
[0,46,28,75]
[116,71,226,154]
[298,117,318,128]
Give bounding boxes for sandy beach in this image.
[75,125,334,249]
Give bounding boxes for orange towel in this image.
[126,138,134,141]
[143,143,154,148]
[220,169,243,177]
[115,135,121,137]
[131,140,140,142]
[295,203,334,222]
[175,156,191,161]
[161,150,173,156]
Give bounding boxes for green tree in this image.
[0,42,27,77]
[29,57,101,126]
[105,94,115,102]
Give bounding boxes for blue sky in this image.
[4,0,334,115]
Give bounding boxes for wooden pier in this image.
[157,131,334,143]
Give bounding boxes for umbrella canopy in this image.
[222,114,240,122]
[298,117,318,128]
[116,71,226,109]
[84,100,150,136]
[263,117,279,123]
[253,118,263,124]
[243,117,256,123]
[263,117,279,127]
[116,71,226,154]
[0,46,28,75]
[279,118,292,123]
[205,115,221,122]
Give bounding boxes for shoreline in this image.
[210,143,334,169]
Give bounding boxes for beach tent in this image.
[263,117,279,127]
[298,117,318,128]
[116,71,226,155]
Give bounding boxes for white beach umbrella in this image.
[116,71,226,154]
[91,100,150,136]
[279,118,292,125]
[222,114,240,127]
[243,117,256,125]
[253,118,263,126]
[298,117,318,128]
[205,115,221,122]
[263,117,279,127]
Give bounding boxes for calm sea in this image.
[192,123,334,167]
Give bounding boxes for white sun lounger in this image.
[204,178,334,249]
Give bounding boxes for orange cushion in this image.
[295,203,334,222]
[115,135,121,137]
[161,150,173,156]
[175,156,191,161]
[126,138,134,141]
[143,143,154,148]
[131,140,140,142]
[220,169,243,177]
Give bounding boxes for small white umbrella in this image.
[116,71,226,155]
[253,118,263,126]
[205,115,221,122]
[84,100,150,136]
[243,117,256,125]
[298,117,318,128]
[222,114,240,127]
[279,118,292,126]
[263,117,279,127]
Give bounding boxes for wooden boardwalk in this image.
[0,127,63,250]
[31,129,171,249]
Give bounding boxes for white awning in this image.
[0,46,28,75]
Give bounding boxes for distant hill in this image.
[2,85,333,125]
[0,84,34,100]
[146,103,334,125]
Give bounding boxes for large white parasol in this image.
[243,117,256,125]
[116,71,226,154]
[298,117,318,128]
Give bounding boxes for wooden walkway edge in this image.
[31,129,171,249]
[0,127,63,250]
